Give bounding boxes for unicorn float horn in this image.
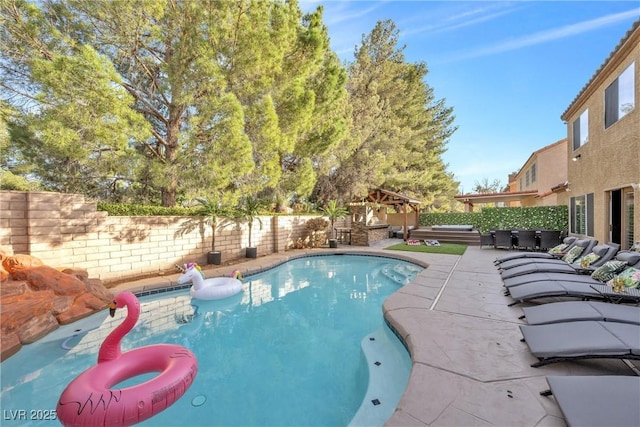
[231,270,243,280]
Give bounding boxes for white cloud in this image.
[402,2,520,37]
[442,8,640,62]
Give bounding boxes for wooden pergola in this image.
[356,188,421,240]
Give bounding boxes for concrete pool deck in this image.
[110,240,640,426]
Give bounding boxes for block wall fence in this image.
[0,191,349,284]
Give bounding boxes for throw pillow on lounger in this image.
[591,260,628,282]
[608,267,640,289]
[562,245,584,264]
[575,252,600,267]
[548,243,568,254]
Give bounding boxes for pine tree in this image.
[323,20,458,203]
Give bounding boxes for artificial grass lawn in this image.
[385,242,467,255]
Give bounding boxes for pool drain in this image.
[192,395,207,407]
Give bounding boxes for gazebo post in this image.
[357,188,421,243]
[403,204,408,241]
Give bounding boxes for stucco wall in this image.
[562,29,639,248]
[0,191,349,283]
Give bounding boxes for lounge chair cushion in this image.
[591,260,627,282]
[503,271,603,289]
[520,321,640,359]
[545,376,640,427]
[522,301,640,325]
[561,245,584,264]
[616,251,640,265]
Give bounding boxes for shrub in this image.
[420,206,568,233]
[305,217,329,248]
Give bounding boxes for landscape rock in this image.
[0,255,113,361]
[1,333,21,360]
[10,266,86,295]
[19,312,60,344]
[2,253,44,272]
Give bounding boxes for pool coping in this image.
[107,241,640,426]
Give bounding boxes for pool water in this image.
[1,255,422,426]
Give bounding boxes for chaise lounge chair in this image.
[494,236,576,264]
[502,251,640,289]
[521,301,640,325]
[497,238,598,270]
[497,238,599,271]
[500,242,619,280]
[542,376,640,427]
[507,272,640,306]
[506,254,640,305]
[519,321,640,367]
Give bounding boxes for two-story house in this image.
[559,19,639,249]
[455,139,567,211]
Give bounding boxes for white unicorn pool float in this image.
[178,263,243,300]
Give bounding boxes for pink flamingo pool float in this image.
[57,291,198,426]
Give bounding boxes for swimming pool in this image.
[1,254,422,426]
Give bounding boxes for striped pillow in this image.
[591,260,627,282]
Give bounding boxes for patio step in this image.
[409,228,481,246]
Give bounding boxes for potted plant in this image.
[236,195,263,258]
[320,200,349,248]
[192,197,230,265]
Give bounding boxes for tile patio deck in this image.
[110,240,640,426]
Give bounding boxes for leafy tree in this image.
[222,2,348,204]
[1,0,344,207]
[472,178,504,194]
[0,2,151,197]
[318,20,457,203]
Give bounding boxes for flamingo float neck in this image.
[98,292,140,363]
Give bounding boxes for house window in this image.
[571,194,594,236]
[572,109,589,150]
[531,163,536,183]
[519,178,523,191]
[605,61,635,128]
[525,170,530,187]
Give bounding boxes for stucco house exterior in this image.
[455,20,638,250]
[454,139,567,211]
[510,138,568,206]
[559,19,639,249]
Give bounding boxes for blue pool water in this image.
[0,255,422,426]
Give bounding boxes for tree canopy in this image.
[1,1,458,210]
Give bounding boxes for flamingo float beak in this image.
[109,301,117,317]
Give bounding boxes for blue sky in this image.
[299,1,639,194]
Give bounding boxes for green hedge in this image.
[420,206,568,234]
[97,203,193,216]
[97,202,290,217]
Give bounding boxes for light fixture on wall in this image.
[572,154,582,161]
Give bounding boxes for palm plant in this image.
[320,200,349,239]
[192,196,230,253]
[236,195,264,248]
